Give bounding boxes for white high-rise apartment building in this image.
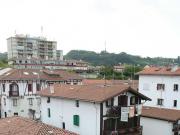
[7,34,62,60]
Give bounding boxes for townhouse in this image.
[0,69,82,119]
[39,83,150,135]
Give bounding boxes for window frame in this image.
[29,98,33,105]
[48,108,51,118]
[13,99,17,106]
[173,84,178,91]
[157,98,164,106]
[173,100,177,107]
[157,84,165,90]
[73,115,80,126]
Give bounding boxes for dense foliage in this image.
[0,52,8,68]
[65,50,178,66]
[98,65,142,80]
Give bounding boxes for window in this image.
[2,84,5,92]
[157,84,165,90]
[13,99,17,106]
[14,113,18,116]
[9,83,19,96]
[37,98,41,105]
[29,98,33,105]
[130,96,135,105]
[173,100,177,107]
[157,98,164,105]
[4,112,7,118]
[76,100,79,107]
[62,122,65,129]
[47,97,50,103]
[47,108,51,118]
[106,98,114,107]
[118,95,128,106]
[73,115,80,126]
[4,98,6,106]
[28,84,32,92]
[174,84,178,91]
[36,83,41,91]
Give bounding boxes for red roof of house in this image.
[142,106,180,122]
[39,84,150,103]
[0,69,83,81]
[137,66,180,76]
[0,116,78,135]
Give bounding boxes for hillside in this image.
[65,50,179,66]
[0,52,8,68]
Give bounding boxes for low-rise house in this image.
[0,69,82,119]
[0,116,77,135]
[141,106,180,135]
[39,83,150,135]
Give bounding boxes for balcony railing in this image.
[9,90,19,97]
[173,124,180,132]
[103,126,143,135]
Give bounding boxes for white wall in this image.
[141,117,173,135]
[0,81,45,118]
[41,97,100,135]
[139,75,180,109]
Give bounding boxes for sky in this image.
[0,0,180,58]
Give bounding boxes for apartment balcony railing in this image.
[173,124,180,132]
[9,90,19,97]
[103,126,143,135]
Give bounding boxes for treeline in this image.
[65,50,179,66]
[98,65,142,80]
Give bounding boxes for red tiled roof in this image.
[137,67,180,76]
[39,84,150,103]
[0,69,83,81]
[0,116,78,135]
[83,79,139,90]
[142,106,180,122]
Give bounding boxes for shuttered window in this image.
[73,115,80,126]
[48,108,51,118]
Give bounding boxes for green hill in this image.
[65,50,178,66]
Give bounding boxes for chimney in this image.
[49,85,54,94]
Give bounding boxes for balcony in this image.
[103,126,143,135]
[173,124,180,132]
[9,90,19,97]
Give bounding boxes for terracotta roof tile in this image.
[0,117,78,135]
[142,106,180,122]
[0,69,82,81]
[137,67,180,76]
[39,84,150,103]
